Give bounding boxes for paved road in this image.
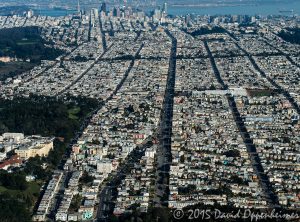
[56,43,114,96]
[226,32,300,115]
[98,15,107,50]
[47,171,70,220]
[95,138,154,222]
[93,44,146,221]
[96,186,112,221]
[34,36,145,222]
[154,29,177,208]
[205,38,280,208]
[23,43,82,84]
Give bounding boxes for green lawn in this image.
[16,41,38,46]
[27,181,41,196]
[0,185,7,192]
[68,106,81,120]
[0,181,41,220]
[0,61,36,81]
[0,181,41,197]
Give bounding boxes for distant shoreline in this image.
[170,4,257,8]
[36,7,75,11]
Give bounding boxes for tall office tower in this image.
[185,14,191,25]
[77,0,81,14]
[153,9,161,22]
[27,9,34,18]
[101,2,107,13]
[162,2,167,14]
[113,7,118,17]
[128,6,133,15]
[93,8,99,18]
[116,7,121,17]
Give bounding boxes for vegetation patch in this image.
[247,89,278,97]
[278,28,300,45]
[0,170,41,221]
[0,95,101,219]
[68,107,81,120]
[184,26,226,37]
[0,26,64,81]
[0,95,99,140]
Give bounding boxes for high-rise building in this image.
[77,0,81,14]
[93,8,99,18]
[153,9,161,22]
[101,2,107,13]
[116,7,121,17]
[162,2,167,14]
[128,7,133,16]
[27,9,34,18]
[185,14,191,25]
[113,7,118,17]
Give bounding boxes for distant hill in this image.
[0,5,29,16]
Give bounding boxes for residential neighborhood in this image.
[0,3,299,221]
